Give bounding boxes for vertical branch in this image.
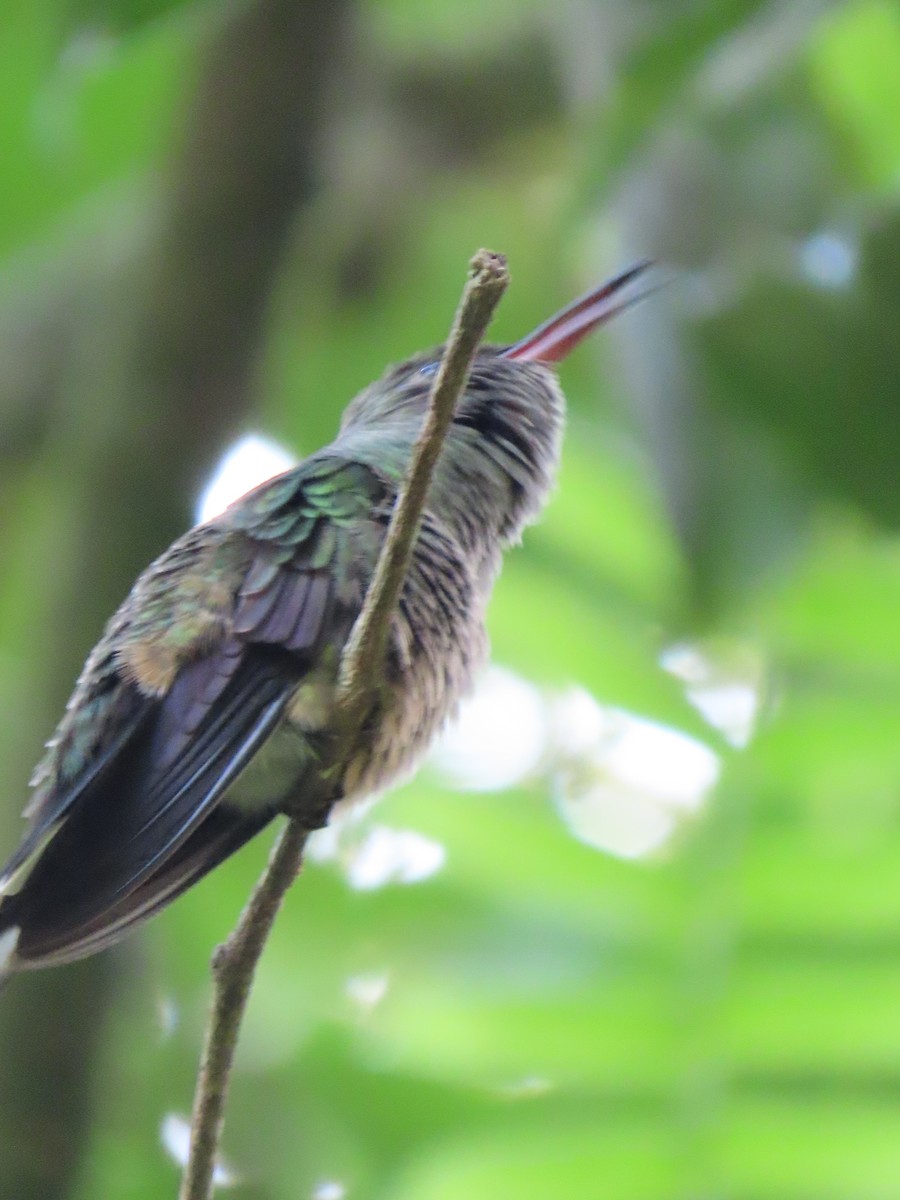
[179,249,510,1200]
[337,249,510,723]
[178,821,310,1200]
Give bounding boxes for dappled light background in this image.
[1,1,899,1197]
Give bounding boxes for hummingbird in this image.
[0,262,650,981]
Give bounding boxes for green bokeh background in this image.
[1,0,899,1197]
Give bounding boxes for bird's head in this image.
[339,261,652,540]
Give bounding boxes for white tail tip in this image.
[0,925,20,976]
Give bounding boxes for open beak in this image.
[501,260,654,364]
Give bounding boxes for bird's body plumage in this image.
[0,263,648,980]
[0,351,564,973]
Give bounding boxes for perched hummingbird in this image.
[0,262,649,980]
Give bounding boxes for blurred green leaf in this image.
[810,0,900,190]
[3,1,900,1198]
[696,215,900,529]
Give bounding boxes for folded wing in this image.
[0,455,380,971]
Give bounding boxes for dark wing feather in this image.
[287,571,331,652]
[151,635,244,773]
[4,646,300,965]
[0,683,152,890]
[0,454,383,971]
[10,806,273,967]
[234,561,333,652]
[114,648,295,892]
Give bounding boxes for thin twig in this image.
[178,821,309,1200]
[337,248,510,724]
[179,248,510,1200]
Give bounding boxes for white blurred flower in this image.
[312,1182,347,1200]
[307,807,445,891]
[431,665,547,791]
[155,994,179,1040]
[799,230,857,290]
[344,826,445,890]
[555,777,682,859]
[549,690,720,859]
[196,433,297,523]
[345,970,390,1014]
[305,821,343,864]
[161,1113,236,1188]
[661,641,762,748]
[430,660,730,860]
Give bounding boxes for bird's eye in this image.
[419,362,439,378]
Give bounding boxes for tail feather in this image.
[0,923,20,991]
[3,805,274,970]
[0,645,301,977]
